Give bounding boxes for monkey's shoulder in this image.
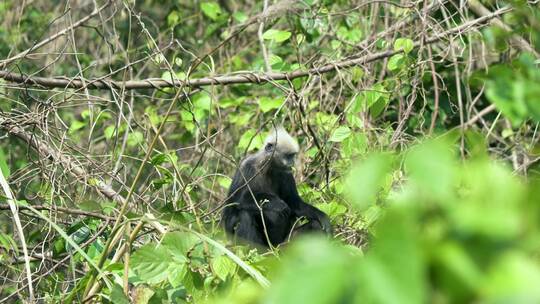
[238,153,260,173]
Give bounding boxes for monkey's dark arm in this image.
[279,172,332,234]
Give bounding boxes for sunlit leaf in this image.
[131,244,170,284]
[212,255,237,280]
[394,38,414,54]
[200,2,222,20]
[263,29,292,43]
[329,126,351,142]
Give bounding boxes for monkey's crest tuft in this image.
[264,127,299,153]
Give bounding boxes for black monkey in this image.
[222,127,331,247]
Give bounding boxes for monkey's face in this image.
[265,142,297,170]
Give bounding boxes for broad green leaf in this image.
[200,2,222,20]
[66,226,90,252]
[238,130,265,152]
[69,120,86,134]
[161,71,185,83]
[482,252,540,303]
[262,29,292,43]
[329,126,351,142]
[104,125,116,139]
[341,132,368,158]
[356,209,425,304]
[346,153,394,210]
[450,160,524,239]
[167,11,180,26]
[219,97,245,108]
[212,255,237,280]
[434,241,482,292]
[394,38,414,54]
[337,26,362,43]
[258,97,283,112]
[161,231,200,261]
[0,233,17,254]
[127,131,144,147]
[268,54,283,67]
[351,66,364,82]
[405,138,457,201]
[168,263,188,288]
[387,54,405,71]
[233,11,248,23]
[194,93,212,111]
[316,202,347,219]
[131,244,170,284]
[263,237,351,304]
[110,284,130,304]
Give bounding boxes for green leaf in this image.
[233,12,248,23]
[212,255,237,280]
[200,2,222,20]
[69,120,86,134]
[131,244,170,284]
[329,126,351,142]
[174,57,183,67]
[268,54,283,67]
[388,54,405,71]
[346,153,394,210]
[238,130,265,152]
[104,125,116,139]
[0,233,18,254]
[482,252,540,303]
[351,66,364,82]
[356,208,425,304]
[341,132,368,158]
[263,237,351,304]
[258,97,283,112]
[167,11,180,26]
[405,138,457,200]
[316,202,347,219]
[151,153,170,166]
[127,131,144,147]
[161,231,199,261]
[394,38,414,54]
[167,263,188,288]
[110,284,130,304]
[262,29,292,43]
[161,71,185,82]
[66,226,90,252]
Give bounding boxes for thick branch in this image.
[468,0,539,58]
[0,6,511,91]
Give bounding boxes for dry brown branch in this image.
[468,0,540,58]
[0,204,113,221]
[0,1,113,68]
[0,6,511,91]
[0,118,127,206]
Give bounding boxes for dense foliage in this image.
[0,0,539,303]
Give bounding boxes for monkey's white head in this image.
[263,127,299,170]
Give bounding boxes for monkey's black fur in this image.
[221,129,331,247]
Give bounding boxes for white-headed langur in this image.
[222,127,331,247]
